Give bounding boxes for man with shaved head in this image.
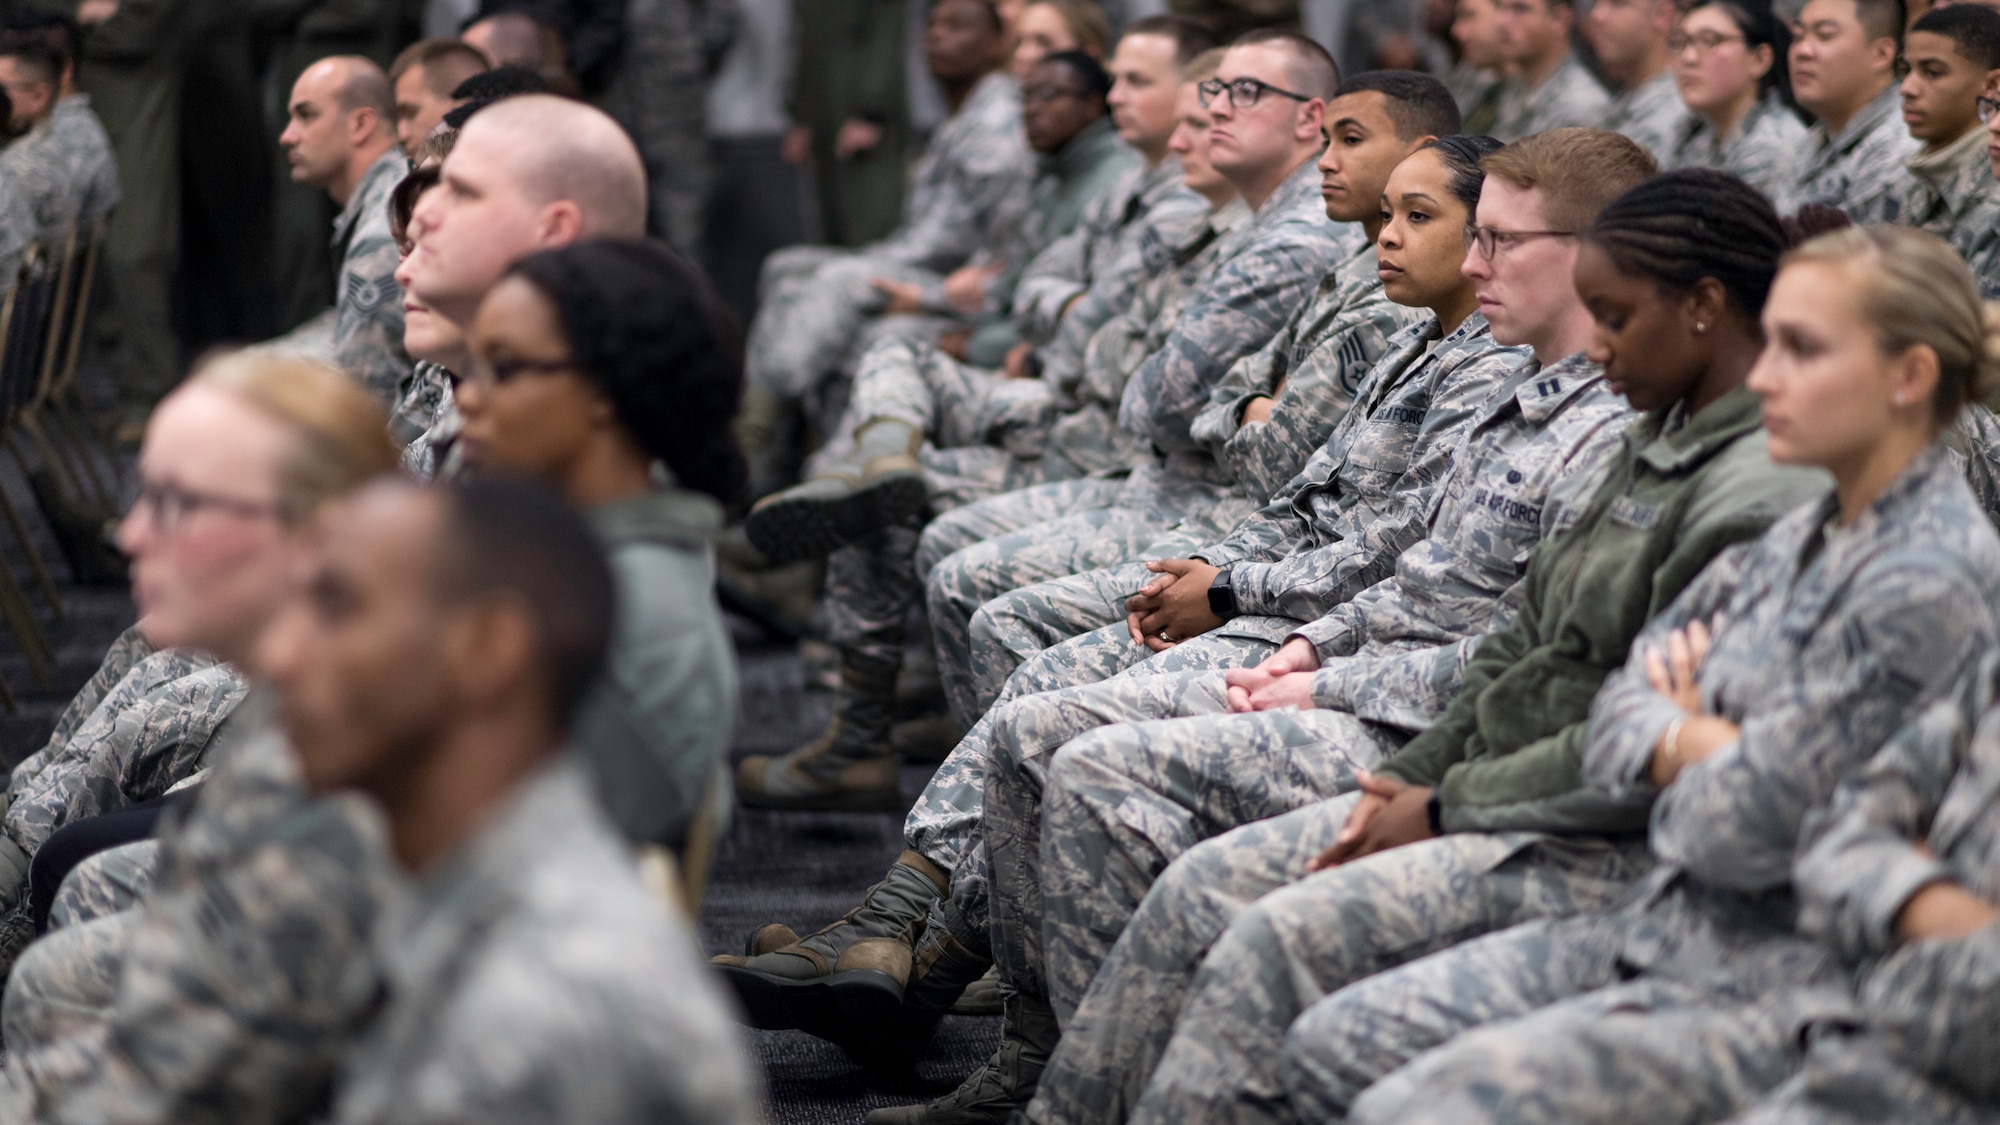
[403,93,647,332]
[272,56,411,406]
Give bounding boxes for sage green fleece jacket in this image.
[1375,385,1828,833]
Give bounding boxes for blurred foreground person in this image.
[259,476,760,1125]
[0,355,400,1122]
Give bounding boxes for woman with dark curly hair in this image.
[455,238,746,853]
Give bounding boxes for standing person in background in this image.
[1589,0,1686,160]
[786,0,909,250]
[1781,0,1918,221]
[44,0,187,433]
[600,0,738,254]
[1486,0,1611,140]
[706,0,807,323]
[1665,0,1805,199]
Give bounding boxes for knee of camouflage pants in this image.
[2,910,135,1053]
[51,839,161,931]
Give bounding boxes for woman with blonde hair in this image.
[1284,221,2000,1125]
[1011,0,1111,76]
[0,352,396,994]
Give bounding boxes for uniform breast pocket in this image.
[1463,480,1546,577]
[1338,422,1415,488]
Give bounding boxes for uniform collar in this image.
[1512,351,1608,423]
[331,146,409,248]
[586,485,724,552]
[1633,383,1766,473]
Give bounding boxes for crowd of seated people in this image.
[11,0,2000,1122]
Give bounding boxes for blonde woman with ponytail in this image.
[1279,223,2000,1125]
[0,352,398,1052]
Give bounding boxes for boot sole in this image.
[737,783,905,813]
[715,963,910,1034]
[743,474,929,564]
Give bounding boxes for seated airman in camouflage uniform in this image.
[1727,649,2000,1125]
[261,478,759,1125]
[1485,0,1612,142]
[745,0,1028,404]
[1880,6,2000,292]
[922,69,1473,733]
[1025,170,1831,1125]
[729,38,1365,814]
[1264,219,2000,1120]
[1779,0,1919,224]
[1302,238,2000,1124]
[765,131,1532,1125]
[0,34,119,246]
[1585,0,1687,162]
[270,57,412,406]
[1663,1,1805,201]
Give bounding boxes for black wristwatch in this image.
[1206,567,1239,621]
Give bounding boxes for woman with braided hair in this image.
[1276,204,2000,1125]
[454,238,746,854]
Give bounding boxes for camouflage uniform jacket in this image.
[574,487,736,848]
[0,170,37,290]
[328,763,760,1125]
[1042,200,1250,478]
[869,70,1031,275]
[1018,156,1208,381]
[1571,445,2000,996]
[3,642,245,900]
[1781,83,1920,224]
[1666,92,1806,202]
[328,146,411,406]
[959,116,1140,366]
[0,94,121,244]
[1375,385,1829,831]
[0,699,394,1125]
[1116,156,1358,465]
[1489,52,1613,144]
[1296,352,1633,732]
[1888,125,2000,292]
[389,360,451,451]
[1190,242,1424,503]
[1187,312,1530,633]
[1791,648,2000,1101]
[1604,69,1687,163]
[1950,402,2000,526]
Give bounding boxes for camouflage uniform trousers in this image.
[826,475,1134,682]
[747,245,940,399]
[1727,1037,1996,1125]
[1285,906,1753,1123]
[904,632,1274,939]
[932,484,1260,724]
[986,696,1388,1014]
[3,910,135,1054]
[600,0,731,255]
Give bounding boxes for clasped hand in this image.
[1310,771,1436,870]
[1224,636,1320,712]
[1124,559,1221,651]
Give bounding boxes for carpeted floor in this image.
[709,638,1000,1124]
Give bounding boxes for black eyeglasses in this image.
[1981,95,2000,125]
[460,354,576,388]
[131,479,284,533]
[1463,224,1577,261]
[1197,76,1314,110]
